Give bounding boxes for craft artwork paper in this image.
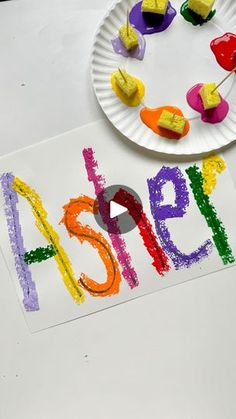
[0,120,236,332]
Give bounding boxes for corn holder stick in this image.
[118,68,127,83]
[127,9,129,36]
[211,67,236,94]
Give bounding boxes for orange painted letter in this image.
[62,196,121,297]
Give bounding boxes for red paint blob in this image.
[140,106,190,140]
[186,83,229,124]
[210,33,236,71]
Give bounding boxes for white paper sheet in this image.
[0,119,235,332]
[0,0,109,154]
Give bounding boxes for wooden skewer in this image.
[172,112,176,121]
[127,9,130,36]
[118,68,127,83]
[211,66,236,94]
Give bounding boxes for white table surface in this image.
[0,1,236,418]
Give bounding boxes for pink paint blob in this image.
[186,84,229,124]
[111,29,146,61]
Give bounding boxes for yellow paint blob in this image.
[111,72,145,107]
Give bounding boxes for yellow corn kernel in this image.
[119,25,139,50]
[158,110,186,134]
[142,0,168,15]
[188,0,215,19]
[113,70,138,97]
[199,83,221,110]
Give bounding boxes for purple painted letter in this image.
[147,166,213,269]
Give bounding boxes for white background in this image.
[0,1,236,418]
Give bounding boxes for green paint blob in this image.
[180,1,216,26]
[24,245,57,265]
[186,165,235,265]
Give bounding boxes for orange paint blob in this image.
[140,106,190,140]
[62,195,121,297]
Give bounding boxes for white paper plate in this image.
[91,0,236,155]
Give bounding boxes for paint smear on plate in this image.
[186,83,229,123]
[210,33,236,71]
[111,73,145,107]
[129,1,176,35]
[111,29,146,61]
[140,106,190,139]
[180,0,216,26]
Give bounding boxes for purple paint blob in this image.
[1,173,39,311]
[111,29,146,60]
[187,83,229,123]
[147,166,213,269]
[129,1,176,35]
[83,148,139,289]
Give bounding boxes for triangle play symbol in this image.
[110,201,128,219]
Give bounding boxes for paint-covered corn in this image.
[199,83,221,110]
[142,0,168,15]
[158,110,186,134]
[113,70,138,97]
[119,24,139,50]
[188,0,215,19]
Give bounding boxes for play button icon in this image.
[93,184,143,235]
[110,201,128,219]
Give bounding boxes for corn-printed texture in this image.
[202,155,226,195]
[13,177,85,304]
